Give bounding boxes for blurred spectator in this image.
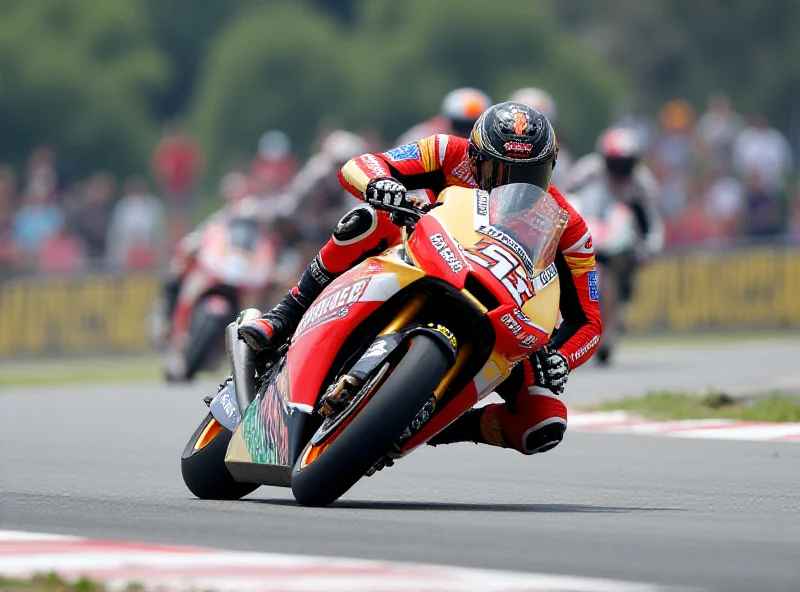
[250,131,297,197]
[697,92,745,173]
[39,220,86,273]
[743,171,783,236]
[152,121,204,245]
[732,114,793,193]
[652,99,697,221]
[702,169,745,239]
[12,175,63,257]
[0,193,21,270]
[72,172,115,262]
[789,188,800,243]
[152,121,203,203]
[107,176,165,270]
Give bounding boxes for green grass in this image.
[588,391,800,423]
[0,573,134,592]
[0,357,163,388]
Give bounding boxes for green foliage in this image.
[549,0,800,127]
[191,0,623,174]
[0,0,168,177]
[591,391,800,422]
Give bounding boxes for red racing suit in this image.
[318,134,602,454]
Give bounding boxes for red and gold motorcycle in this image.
[181,183,569,506]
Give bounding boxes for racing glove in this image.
[533,347,570,396]
[366,178,409,207]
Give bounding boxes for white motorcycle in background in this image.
[567,183,637,365]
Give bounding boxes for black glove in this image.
[366,177,409,207]
[533,347,570,396]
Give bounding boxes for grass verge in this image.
[0,357,162,388]
[587,391,800,423]
[0,573,139,592]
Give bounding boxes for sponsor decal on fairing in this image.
[429,232,465,274]
[500,313,523,337]
[463,239,534,307]
[295,279,369,334]
[475,225,535,275]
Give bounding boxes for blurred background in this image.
[1,0,799,361]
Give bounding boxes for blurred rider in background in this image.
[395,87,491,145]
[564,126,664,307]
[250,130,297,198]
[155,171,255,348]
[509,87,573,185]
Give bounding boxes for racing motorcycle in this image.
[181,183,568,506]
[567,182,637,365]
[157,212,276,381]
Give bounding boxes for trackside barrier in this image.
[0,247,798,358]
[626,248,800,332]
[0,274,160,357]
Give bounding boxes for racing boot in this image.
[426,408,489,447]
[238,255,335,352]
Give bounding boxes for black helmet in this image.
[468,101,559,192]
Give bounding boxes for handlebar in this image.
[367,199,443,227]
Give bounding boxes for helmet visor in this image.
[476,159,554,192]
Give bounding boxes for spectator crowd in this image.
[1,93,800,281]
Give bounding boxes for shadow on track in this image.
[246,498,683,514]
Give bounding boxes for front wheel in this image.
[291,335,450,507]
[181,413,259,500]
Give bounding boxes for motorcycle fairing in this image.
[225,357,310,487]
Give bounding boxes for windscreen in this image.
[486,183,570,276]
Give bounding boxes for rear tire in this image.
[291,335,449,507]
[184,306,230,380]
[181,413,259,500]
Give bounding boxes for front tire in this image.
[291,335,450,507]
[181,413,259,500]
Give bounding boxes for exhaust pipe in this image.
[225,308,262,414]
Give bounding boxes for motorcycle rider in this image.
[395,87,492,145]
[564,126,664,305]
[240,102,602,456]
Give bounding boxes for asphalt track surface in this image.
[2,339,800,591]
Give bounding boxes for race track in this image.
[2,339,800,591]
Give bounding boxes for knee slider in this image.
[522,419,566,455]
[333,205,377,246]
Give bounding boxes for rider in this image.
[395,87,492,144]
[239,102,602,456]
[563,126,664,304]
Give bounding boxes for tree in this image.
[191,0,623,176]
[0,0,168,177]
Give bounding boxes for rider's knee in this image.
[333,205,378,246]
[519,418,566,455]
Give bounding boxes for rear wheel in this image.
[184,301,231,380]
[181,413,259,500]
[291,335,450,507]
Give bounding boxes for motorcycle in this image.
[159,214,276,381]
[567,182,637,365]
[181,183,569,506]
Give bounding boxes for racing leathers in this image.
[242,135,603,455]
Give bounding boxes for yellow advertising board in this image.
[0,247,798,358]
[0,274,160,357]
[627,248,800,331]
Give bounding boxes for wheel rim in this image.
[194,418,223,451]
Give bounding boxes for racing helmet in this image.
[442,88,492,138]
[468,101,559,192]
[320,130,369,165]
[598,126,643,178]
[508,88,557,124]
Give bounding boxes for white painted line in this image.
[0,530,682,592]
[569,411,800,442]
